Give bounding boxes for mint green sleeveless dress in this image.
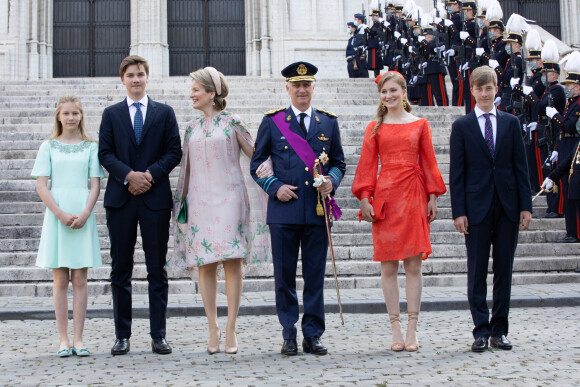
[31,140,104,269]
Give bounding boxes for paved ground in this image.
[0,307,579,386]
[0,283,579,385]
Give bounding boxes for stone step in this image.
[1,270,577,297]
[0,227,569,256]
[1,256,577,283]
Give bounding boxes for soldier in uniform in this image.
[367,9,385,78]
[445,0,464,106]
[353,13,370,78]
[542,51,580,241]
[346,22,367,78]
[460,1,479,113]
[419,18,449,106]
[486,4,510,105]
[250,62,346,356]
[495,15,525,114]
[534,40,566,218]
[513,28,544,194]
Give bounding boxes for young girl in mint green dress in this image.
[31,95,104,357]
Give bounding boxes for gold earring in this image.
[402,97,409,110]
[381,104,387,112]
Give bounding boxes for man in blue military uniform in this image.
[250,62,346,356]
[353,13,370,78]
[542,54,580,241]
[346,22,367,78]
[367,9,385,78]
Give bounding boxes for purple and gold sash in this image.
[270,110,342,220]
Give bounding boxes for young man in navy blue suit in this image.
[98,56,182,355]
[250,62,345,356]
[449,65,532,352]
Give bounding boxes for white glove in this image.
[510,78,520,88]
[444,19,453,27]
[461,63,470,71]
[421,62,428,68]
[400,38,408,45]
[522,85,533,95]
[408,46,414,53]
[394,31,401,39]
[395,55,402,61]
[488,59,499,69]
[434,17,442,24]
[550,151,558,163]
[460,31,469,40]
[445,49,456,57]
[527,122,537,132]
[476,47,485,56]
[403,62,411,68]
[541,177,554,191]
[313,174,327,188]
[413,76,418,83]
[494,97,502,107]
[438,44,446,52]
[546,106,558,119]
[418,36,426,42]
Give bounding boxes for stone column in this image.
[561,0,580,47]
[259,0,271,78]
[27,0,39,80]
[130,0,169,78]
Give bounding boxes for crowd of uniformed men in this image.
[345,0,580,243]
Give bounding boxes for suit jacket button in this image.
[305,181,309,186]
[305,167,309,171]
[284,146,288,149]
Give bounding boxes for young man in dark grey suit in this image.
[449,65,532,352]
[99,55,182,355]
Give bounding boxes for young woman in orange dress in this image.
[352,71,446,352]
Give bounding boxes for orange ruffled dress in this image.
[352,119,446,261]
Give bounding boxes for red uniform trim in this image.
[439,74,448,106]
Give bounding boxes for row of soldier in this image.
[345,0,580,243]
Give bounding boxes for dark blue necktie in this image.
[133,102,143,144]
[299,113,308,138]
[483,113,495,158]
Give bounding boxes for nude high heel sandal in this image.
[405,312,420,352]
[389,314,405,352]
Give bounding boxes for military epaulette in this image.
[264,107,286,116]
[315,108,338,118]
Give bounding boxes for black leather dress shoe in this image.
[111,338,130,356]
[281,339,298,356]
[302,337,328,355]
[490,335,512,350]
[557,236,579,243]
[471,337,488,352]
[544,212,558,218]
[152,337,172,354]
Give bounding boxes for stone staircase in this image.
[0,77,578,296]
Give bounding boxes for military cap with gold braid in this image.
[281,61,317,82]
[561,51,580,85]
[462,1,476,11]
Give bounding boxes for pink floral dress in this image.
[170,111,270,278]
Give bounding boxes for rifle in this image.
[538,69,556,168]
[451,5,466,81]
[514,54,531,145]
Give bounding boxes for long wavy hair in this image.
[373,72,412,136]
[49,95,93,142]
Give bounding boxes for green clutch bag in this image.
[177,197,188,224]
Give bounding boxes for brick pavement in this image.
[0,307,579,386]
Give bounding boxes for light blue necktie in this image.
[133,102,143,144]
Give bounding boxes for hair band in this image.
[204,67,222,96]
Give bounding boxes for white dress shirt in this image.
[291,105,312,133]
[127,95,149,127]
[474,105,497,147]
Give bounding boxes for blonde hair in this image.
[49,95,93,142]
[189,67,229,111]
[374,72,412,136]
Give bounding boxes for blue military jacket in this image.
[250,106,346,226]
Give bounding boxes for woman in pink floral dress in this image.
[171,67,272,354]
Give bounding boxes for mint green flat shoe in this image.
[57,348,71,357]
[71,347,91,357]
